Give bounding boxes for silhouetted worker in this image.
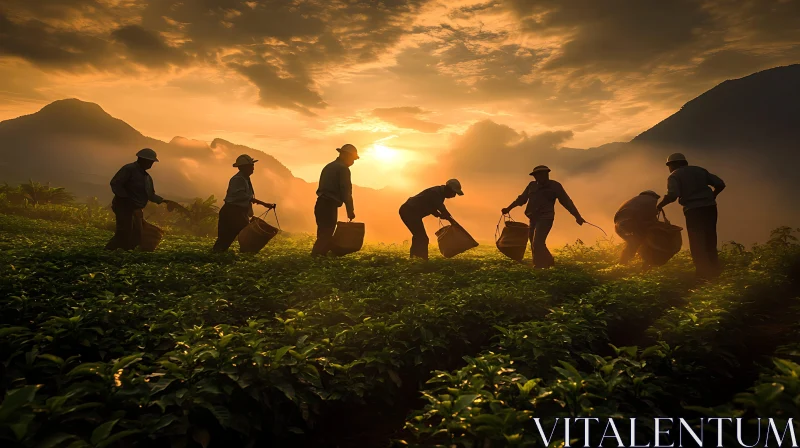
[311,144,358,256]
[614,190,660,265]
[657,153,726,279]
[105,148,176,250]
[212,154,276,252]
[501,165,585,268]
[399,179,464,260]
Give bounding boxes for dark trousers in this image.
[311,197,339,256]
[212,203,251,252]
[529,218,555,268]
[616,220,648,264]
[105,197,142,250]
[685,205,720,279]
[399,204,429,259]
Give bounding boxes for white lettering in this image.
[708,418,732,447]
[533,418,560,448]
[576,418,600,447]
[737,418,761,447]
[765,419,797,447]
[600,419,624,447]
[631,418,652,448]
[678,418,703,447]
[655,418,675,447]
[565,418,571,447]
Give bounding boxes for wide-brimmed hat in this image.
[529,165,551,175]
[136,148,159,162]
[233,154,258,167]
[337,144,359,159]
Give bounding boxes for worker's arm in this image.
[252,198,276,208]
[658,175,680,210]
[557,185,585,225]
[340,166,355,219]
[708,171,726,197]
[145,175,164,205]
[109,165,131,198]
[502,183,530,214]
[437,202,452,220]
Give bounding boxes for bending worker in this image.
[657,153,725,279]
[614,190,660,265]
[106,148,177,250]
[501,165,585,268]
[312,144,358,256]
[212,154,276,252]
[399,179,464,260]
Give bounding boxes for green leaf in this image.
[0,327,29,338]
[451,394,479,414]
[0,385,40,420]
[273,346,294,362]
[112,353,143,372]
[91,419,119,445]
[36,433,78,448]
[10,414,35,440]
[38,354,66,366]
[96,430,140,448]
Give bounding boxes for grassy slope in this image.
[0,214,798,448]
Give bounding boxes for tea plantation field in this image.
[1,214,799,448]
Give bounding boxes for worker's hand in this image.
[347,210,356,221]
[164,200,177,212]
[576,216,586,226]
[264,202,276,209]
[501,207,511,215]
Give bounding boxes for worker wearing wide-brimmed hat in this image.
[501,165,585,268]
[614,190,661,265]
[106,148,178,250]
[657,153,726,279]
[311,144,359,256]
[399,179,464,260]
[212,154,276,252]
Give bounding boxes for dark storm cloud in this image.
[111,25,188,68]
[231,62,327,116]
[372,106,444,133]
[0,0,428,113]
[508,0,714,71]
[0,12,114,69]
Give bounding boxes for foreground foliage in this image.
[0,215,798,447]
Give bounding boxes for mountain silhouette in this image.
[633,64,800,151]
[0,65,798,243]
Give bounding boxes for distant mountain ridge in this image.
[634,64,800,151]
[0,64,799,243]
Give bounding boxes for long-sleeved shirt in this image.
[223,172,255,216]
[614,194,658,225]
[509,180,581,220]
[403,186,450,218]
[316,159,354,215]
[667,165,725,212]
[109,162,163,209]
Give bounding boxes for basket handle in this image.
[659,209,671,225]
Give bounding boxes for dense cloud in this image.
[0,0,798,153]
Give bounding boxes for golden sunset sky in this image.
[1,0,799,191]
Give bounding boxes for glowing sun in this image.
[371,144,401,164]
